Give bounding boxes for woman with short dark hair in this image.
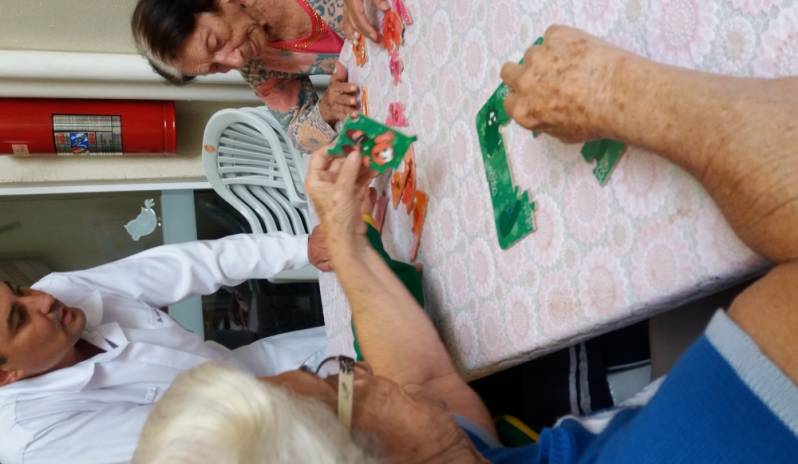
[131,0,387,152]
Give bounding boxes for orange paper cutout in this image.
[401,154,416,214]
[361,87,370,116]
[391,146,413,208]
[382,10,404,52]
[411,190,428,236]
[410,191,428,261]
[354,34,368,66]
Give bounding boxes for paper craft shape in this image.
[124,198,159,242]
[411,190,428,236]
[382,10,404,52]
[580,139,627,186]
[360,87,370,116]
[390,49,404,85]
[476,79,536,249]
[391,146,413,208]
[354,34,368,66]
[409,190,428,261]
[328,115,417,174]
[385,101,409,127]
[389,50,404,85]
[392,0,413,26]
[373,193,389,231]
[401,151,416,213]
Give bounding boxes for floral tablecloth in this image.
[320,0,795,378]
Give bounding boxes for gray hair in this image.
[133,362,379,464]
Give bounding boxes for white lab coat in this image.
[0,233,327,464]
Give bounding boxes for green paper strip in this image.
[476,81,536,250]
[328,115,417,173]
[580,138,627,186]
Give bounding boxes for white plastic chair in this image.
[203,107,317,282]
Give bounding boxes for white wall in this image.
[0,0,139,53]
[0,1,256,188]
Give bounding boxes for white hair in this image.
[132,30,186,82]
[133,362,378,464]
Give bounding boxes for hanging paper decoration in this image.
[409,190,428,261]
[354,34,368,67]
[360,87,370,116]
[382,10,404,52]
[389,49,404,85]
[385,101,409,127]
[392,0,414,26]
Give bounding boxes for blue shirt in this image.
[463,311,798,463]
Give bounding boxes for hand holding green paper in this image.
[477,36,627,250]
[328,115,417,174]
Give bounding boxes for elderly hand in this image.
[320,63,359,126]
[305,146,374,254]
[342,0,390,42]
[308,226,333,272]
[501,25,634,144]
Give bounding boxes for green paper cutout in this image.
[580,138,627,186]
[477,80,536,250]
[328,115,418,173]
[581,139,603,162]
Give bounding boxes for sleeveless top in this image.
[268,0,343,53]
[240,0,346,152]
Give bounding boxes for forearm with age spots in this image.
[604,58,798,263]
[331,243,458,387]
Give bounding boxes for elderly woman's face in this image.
[174,1,267,77]
[263,368,477,462]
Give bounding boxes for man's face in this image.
[0,283,86,385]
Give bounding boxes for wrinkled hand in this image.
[308,226,333,272]
[343,0,391,42]
[305,146,375,253]
[307,186,376,271]
[319,63,359,126]
[501,25,632,144]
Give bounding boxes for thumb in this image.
[333,62,348,82]
[337,150,365,189]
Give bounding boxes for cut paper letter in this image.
[476,79,536,249]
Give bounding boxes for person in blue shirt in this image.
[134,25,798,463]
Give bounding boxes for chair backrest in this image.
[202,108,311,235]
[238,107,310,192]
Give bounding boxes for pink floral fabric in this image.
[319,0,783,377]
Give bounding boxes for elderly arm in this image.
[306,151,496,436]
[244,64,358,152]
[247,71,337,152]
[503,25,798,382]
[334,239,495,434]
[35,233,308,310]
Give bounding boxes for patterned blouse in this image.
[240,0,346,153]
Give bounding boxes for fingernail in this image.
[351,98,356,105]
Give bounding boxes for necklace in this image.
[290,0,327,49]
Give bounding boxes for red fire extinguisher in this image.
[0,99,177,156]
